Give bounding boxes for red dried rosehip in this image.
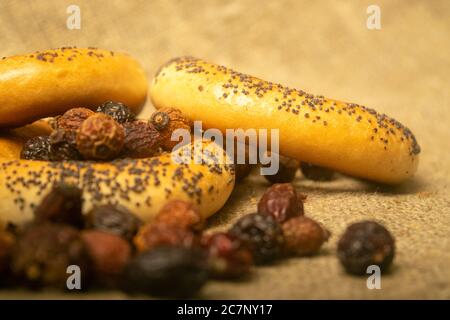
[155,200,204,231]
[122,120,161,158]
[150,108,192,151]
[57,107,95,131]
[282,216,330,256]
[201,232,253,279]
[76,113,125,160]
[263,154,299,184]
[257,183,304,223]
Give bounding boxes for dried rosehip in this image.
[300,162,335,181]
[76,113,125,160]
[49,129,82,161]
[229,213,284,265]
[337,221,395,275]
[155,200,204,231]
[201,232,253,279]
[263,154,299,184]
[133,223,197,253]
[34,183,83,228]
[0,231,14,275]
[20,136,51,160]
[96,101,135,124]
[282,216,330,256]
[150,108,192,151]
[85,205,142,242]
[11,223,90,289]
[81,230,131,286]
[258,183,304,223]
[122,246,209,297]
[122,120,161,158]
[57,107,95,131]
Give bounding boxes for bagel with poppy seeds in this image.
[0,139,235,226]
[150,57,420,184]
[0,47,147,128]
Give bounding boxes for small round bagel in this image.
[150,57,420,184]
[0,140,235,226]
[0,47,147,128]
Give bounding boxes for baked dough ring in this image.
[150,57,420,184]
[0,140,235,225]
[0,47,147,128]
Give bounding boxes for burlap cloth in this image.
[0,0,449,299]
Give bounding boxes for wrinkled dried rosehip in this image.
[49,129,82,161]
[133,223,197,253]
[300,162,335,181]
[81,230,131,286]
[34,183,83,228]
[282,216,330,256]
[11,223,90,289]
[337,221,395,275]
[20,136,52,161]
[258,183,304,223]
[122,246,209,297]
[122,120,161,158]
[85,205,142,242]
[155,200,204,231]
[201,232,253,279]
[0,231,14,275]
[57,107,95,131]
[229,213,284,265]
[96,101,135,124]
[76,113,125,160]
[150,108,192,151]
[263,154,299,184]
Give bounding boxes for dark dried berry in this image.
[263,154,299,184]
[149,108,192,151]
[97,101,135,124]
[76,113,125,160]
[282,216,330,256]
[122,246,209,297]
[337,221,395,275]
[201,232,253,279]
[49,129,82,161]
[0,231,14,275]
[85,205,142,242]
[57,108,95,131]
[20,136,51,160]
[300,162,335,181]
[11,223,90,289]
[133,223,197,253]
[229,213,284,265]
[155,200,204,231]
[81,230,131,286]
[34,183,83,228]
[122,120,161,158]
[258,183,304,223]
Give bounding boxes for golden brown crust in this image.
[0,140,235,226]
[0,47,148,128]
[150,57,420,184]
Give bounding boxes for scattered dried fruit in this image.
[20,136,51,161]
[300,162,335,181]
[81,230,131,285]
[76,113,125,160]
[96,101,135,124]
[257,183,304,223]
[263,154,299,184]
[230,213,284,265]
[11,223,90,289]
[122,120,160,158]
[49,129,82,161]
[155,200,204,231]
[134,223,197,253]
[57,107,95,131]
[337,221,395,275]
[150,107,192,151]
[34,183,83,228]
[282,216,330,256]
[85,205,142,242]
[201,232,253,279]
[122,246,209,297]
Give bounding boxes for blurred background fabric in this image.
[0,0,449,299]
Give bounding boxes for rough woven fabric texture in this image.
[0,0,449,299]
